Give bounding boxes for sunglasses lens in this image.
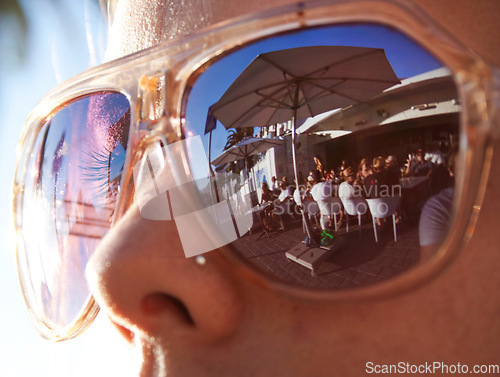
[176,23,460,289]
[16,91,130,335]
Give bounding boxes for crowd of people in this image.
[258,146,455,232]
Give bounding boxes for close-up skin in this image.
[13,0,500,376]
[84,0,500,376]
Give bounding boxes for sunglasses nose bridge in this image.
[137,69,184,143]
[138,72,167,122]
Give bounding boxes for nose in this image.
[86,203,244,345]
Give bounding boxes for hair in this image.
[386,155,397,164]
[311,169,322,182]
[372,156,385,170]
[358,158,369,171]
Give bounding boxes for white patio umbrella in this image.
[210,46,400,126]
[211,136,284,194]
[210,45,400,245]
[210,45,399,182]
[211,136,284,166]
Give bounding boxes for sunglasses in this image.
[13,0,499,341]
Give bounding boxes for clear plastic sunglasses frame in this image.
[13,0,500,341]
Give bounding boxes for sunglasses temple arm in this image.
[491,66,500,140]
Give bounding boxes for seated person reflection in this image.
[259,181,274,230]
[339,167,359,194]
[310,170,337,230]
[364,156,400,199]
[426,143,446,166]
[272,180,294,230]
[270,175,278,191]
[260,181,274,204]
[325,168,335,182]
[419,186,454,261]
[310,170,332,200]
[364,157,387,198]
[365,156,401,226]
[385,155,401,183]
[313,155,324,179]
[338,159,349,179]
[407,148,434,177]
[339,166,365,203]
[419,143,457,261]
[357,158,373,185]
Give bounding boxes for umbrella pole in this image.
[244,158,256,207]
[208,130,220,203]
[291,114,300,193]
[291,111,318,247]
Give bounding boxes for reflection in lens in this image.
[17,92,130,331]
[186,24,459,290]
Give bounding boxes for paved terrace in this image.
[231,213,420,290]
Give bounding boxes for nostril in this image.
[142,293,195,326]
[168,295,195,326]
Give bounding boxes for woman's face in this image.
[87,1,500,376]
[361,164,370,175]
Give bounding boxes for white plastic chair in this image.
[339,182,368,232]
[340,196,368,232]
[304,200,320,227]
[366,196,401,242]
[316,196,343,231]
[293,187,303,207]
[293,189,320,230]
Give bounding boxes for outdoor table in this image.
[247,201,273,238]
[247,201,272,214]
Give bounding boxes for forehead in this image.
[106,0,500,66]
